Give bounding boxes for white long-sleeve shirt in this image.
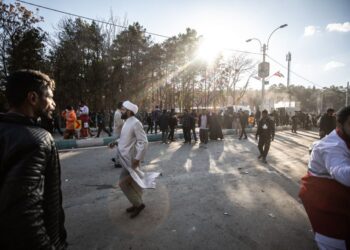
[79,105,89,115]
[117,116,160,189]
[118,116,148,161]
[308,130,350,187]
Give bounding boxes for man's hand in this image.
[132,159,140,170]
[108,142,116,148]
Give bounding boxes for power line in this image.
[17,0,171,38]
[222,48,262,56]
[17,0,262,56]
[266,54,324,88]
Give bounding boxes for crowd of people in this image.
[0,70,348,250]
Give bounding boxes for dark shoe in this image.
[262,158,267,164]
[130,204,145,218]
[126,206,137,213]
[114,163,122,168]
[111,158,116,163]
[239,137,242,140]
[258,155,263,159]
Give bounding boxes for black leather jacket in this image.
[0,113,67,250]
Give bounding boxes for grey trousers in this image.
[119,167,143,207]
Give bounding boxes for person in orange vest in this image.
[62,105,78,139]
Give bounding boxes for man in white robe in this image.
[109,101,160,218]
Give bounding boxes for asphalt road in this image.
[59,130,319,250]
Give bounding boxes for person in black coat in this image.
[208,111,224,140]
[319,108,336,138]
[182,110,192,143]
[159,109,169,143]
[239,110,248,140]
[168,109,178,142]
[190,110,198,142]
[96,109,112,137]
[0,70,67,249]
[146,113,153,134]
[256,109,275,164]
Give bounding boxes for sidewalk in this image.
[55,126,292,150]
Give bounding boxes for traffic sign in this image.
[258,62,270,78]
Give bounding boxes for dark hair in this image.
[117,101,123,109]
[5,70,55,108]
[65,105,73,111]
[336,106,350,125]
[262,109,268,114]
[327,108,335,113]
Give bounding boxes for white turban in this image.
[123,100,138,114]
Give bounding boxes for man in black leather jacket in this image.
[0,70,67,249]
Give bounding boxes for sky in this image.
[7,0,350,89]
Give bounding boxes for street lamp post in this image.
[246,24,288,109]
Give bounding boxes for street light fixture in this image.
[246,24,288,109]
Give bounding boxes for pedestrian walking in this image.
[256,110,275,164]
[112,102,124,168]
[62,105,78,139]
[198,109,209,144]
[292,113,298,133]
[0,70,67,249]
[239,110,248,140]
[182,110,192,143]
[159,109,169,143]
[190,110,198,142]
[168,109,177,142]
[78,100,92,138]
[109,101,160,218]
[96,110,112,137]
[209,111,223,140]
[319,108,336,139]
[152,105,161,134]
[146,113,153,134]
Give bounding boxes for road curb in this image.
[55,125,291,150]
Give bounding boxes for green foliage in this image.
[0,1,47,111]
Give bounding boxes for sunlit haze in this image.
[5,0,350,89]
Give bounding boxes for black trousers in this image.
[96,124,111,137]
[168,127,175,140]
[154,121,160,133]
[199,129,208,143]
[258,137,271,158]
[191,127,197,141]
[147,123,153,133]
[183,128,191,142]
[239,126,247,139]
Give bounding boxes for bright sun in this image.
[196,37,223,63]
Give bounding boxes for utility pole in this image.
[286,52,291,107]
[346,81,349,106]
[262,44,267,109]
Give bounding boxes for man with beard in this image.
[256,110,275,164]
[109,101,160,218]
[0,70,67,249]
[299,106,350,249]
